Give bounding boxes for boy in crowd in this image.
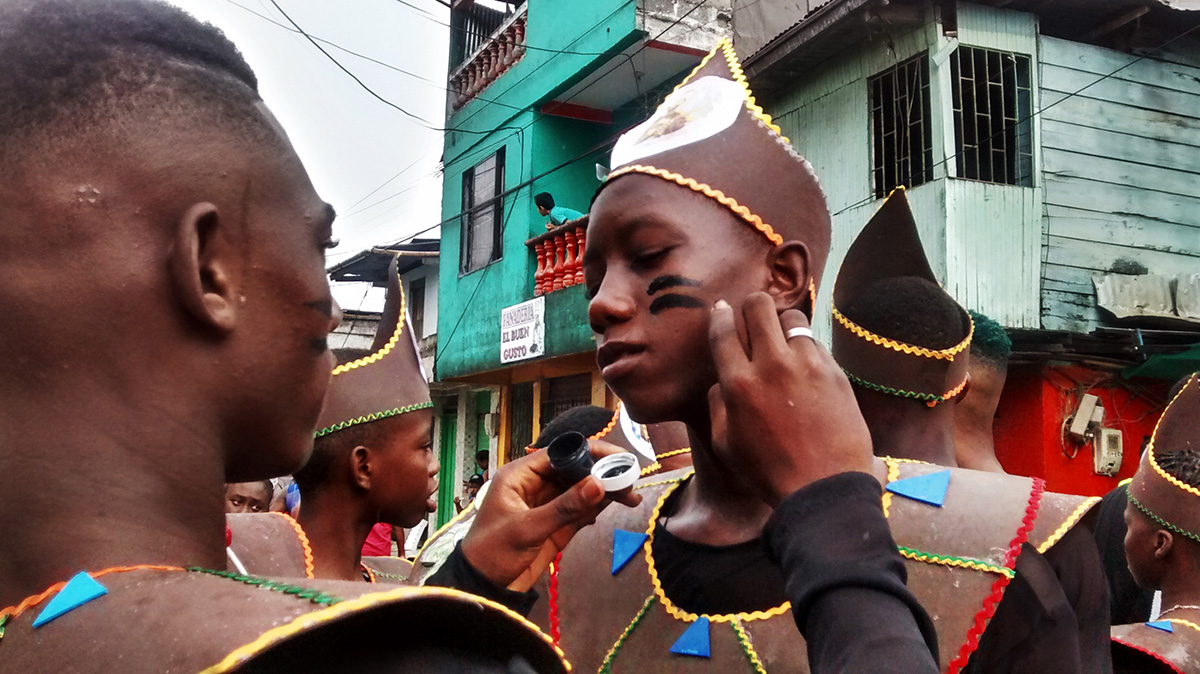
[0,1,639,670]
[1111,374,1200,673]
[290,257,439,582]
[547,40,1106,673]
[225,481,274,514]
[535,192,585,230]
[831,190,1110,672]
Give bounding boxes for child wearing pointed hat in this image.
[1112,374,1200,673]
[293,256,438,583]
[545,38,947,673]
[831,189,1112,672]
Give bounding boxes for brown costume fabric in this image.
[226,513,312,579]
[1113,621,1200,674]
[0,571,568,673]
[831,189,973,404]
[598,38,830,315]
[544,460,1095,673]
[314,256,431,438]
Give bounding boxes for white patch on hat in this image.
[610,76,744,169]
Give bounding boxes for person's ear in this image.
[351,446,372,491]
[169,202,239,333]
[1154,529,1175,560]
[763,241,811,313]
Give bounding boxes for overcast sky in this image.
[166,0,452,311]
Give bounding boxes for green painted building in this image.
[435,0,731,467]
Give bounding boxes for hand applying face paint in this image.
[707,292,874,506]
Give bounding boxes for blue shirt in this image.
[547,205,585,226]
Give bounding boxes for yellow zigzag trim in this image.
[608,165,784,246]
[731,620,769,674]
[1147,378,1200,498]
[673,38,786,141]
[644,474,791,623]
[1168,618,1200,634]
[1037,497,1102,554]
[833,305,973,361]
[638,448,692,477]
[331,270,408,376]
[881,457,901,518]
[591,403,620,440]
[896,546,1015,579]
[200,585,570,673]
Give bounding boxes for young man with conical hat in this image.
[545,39,1113,673]
[225,256,437,584]
[544,39,948,673]
[831,189,1111,672]
[1111,374,1200,673]
[0,1,640,670]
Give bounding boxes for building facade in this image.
[738,0,1200,494]
[436,0,732,465]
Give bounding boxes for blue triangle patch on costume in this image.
[1147,620,1175,633]
[669,617,710,658]
[885,469,951,507]
[612,529,648,575]
[32,572,108,628]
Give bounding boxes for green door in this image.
[436,413,457,529]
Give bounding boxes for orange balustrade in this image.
[526,218,586,297]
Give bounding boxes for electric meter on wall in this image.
[1093,428,1123,477]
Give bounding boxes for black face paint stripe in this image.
[647,275,702,296]
[649,294,707,315]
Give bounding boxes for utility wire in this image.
[267,0,495,134]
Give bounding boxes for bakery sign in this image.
[500,296,545,363]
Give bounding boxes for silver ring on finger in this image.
[784,326,814,342]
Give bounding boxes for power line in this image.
[267,0,496,134]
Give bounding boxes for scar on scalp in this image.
[647,275,702,296]
[649,294,707,315]
[303,298,334,318]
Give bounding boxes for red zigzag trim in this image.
[946,478,1045,674]
[1111,636,1184,674]
[548,551,562,646]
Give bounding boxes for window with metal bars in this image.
[950,46,1033,186]
[869,54,933,199]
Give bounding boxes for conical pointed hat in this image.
[831,190,973,406]
[600,38,830,311]
[315,257,432,438]
[1128,374,1200,541]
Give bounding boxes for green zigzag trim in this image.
[844,370,945,403]
[187,567,344,606]
[315,401,435,438]
[1127,489,1200,544]
[896,545,1016,579]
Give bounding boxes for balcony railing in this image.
[526,218,586,296]
[448,3,527,112]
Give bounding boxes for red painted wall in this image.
[994,364,1168,496]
